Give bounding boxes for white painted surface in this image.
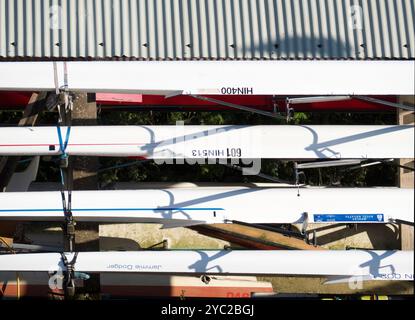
[0,250,412,281]
[0,125,413,159]
[0,61,413,95]
[0,187,412,224]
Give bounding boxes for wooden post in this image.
[191,224,323,250]
[71,92,100,296]
[0,237,13,248]
[397,96,414,250]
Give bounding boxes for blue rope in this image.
[56,126,71,159]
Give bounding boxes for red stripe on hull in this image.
[0,92,394,112]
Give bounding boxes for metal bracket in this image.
[224,161,294,184]
[63,216,76,253]
[59,166,75,252]
[280,95,353,119]
[345,159,394,171]
[312,230,317,246]
[231,220,307,241]
[301,212,309,235]
[294,162,306,186]
[272,95,278,113]
[53,61,73,124]
[164,90,184,99]
[355,96,415,112]
[59,156,69,169]
[283,94,413,115]
[294,159,397,187]
[0,242,62,252]
[286,96,352,105]
[201,275,211,284]
[393,219,414,227]
[285,97,295,122]
[45,92,65,111]
[296,159,363,170]
[303,229,318,246]
[189,94,288,121]
[60,252,79,299]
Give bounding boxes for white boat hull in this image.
[0,125,413,159]
[0,187,412,225]
[0,250,412,281]
[0,61,413,95]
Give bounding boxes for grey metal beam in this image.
[355,96,415,112]
[189,95,287,120]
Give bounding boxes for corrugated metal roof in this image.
[0,0,414,60]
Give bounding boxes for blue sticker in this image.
[313,214,384,222]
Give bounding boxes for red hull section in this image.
[0,284,64,298]
[0,91,393,112]
[0,284,273,299]
[125,95,394,112]
[0,272,273,299]
[101,285,274,298]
